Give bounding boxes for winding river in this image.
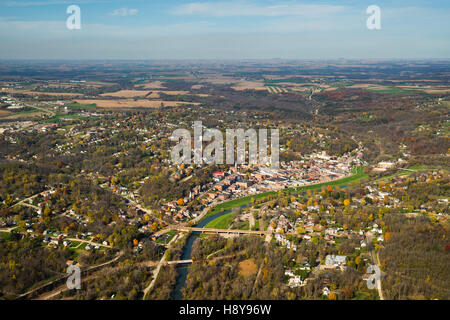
[170,205,249,300]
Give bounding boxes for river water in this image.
[170,205,249,300]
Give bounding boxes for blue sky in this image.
[0,0,449,59]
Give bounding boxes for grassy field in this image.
[375,165,449,182]
[206,166,367,217]
[205,212,234,229]
[64,102,97,110]
[233,220,250,230]
[0,232,13,240]
[41,112,99,123]
[69,240,81,248]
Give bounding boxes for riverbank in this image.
[203,166,367,220]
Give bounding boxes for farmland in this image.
[75,99,199,108]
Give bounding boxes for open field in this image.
[267,86,288,94]
[238,259,258,277]
[146,90,209,99]
[231,80,267,91]
[134,81,167,89]
[4,89,80,97]
[346,83,450,94]
[232,86,267,91]
[151,90,190,95]
[375,165,449,182]
[205,212,234,229]
[101,89,198,98]
[0,109,12,117]
[100,90,150,98]
[0,110,44,119]
[75,99,199,108]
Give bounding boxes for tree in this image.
[343,287,353,299]
[43,206,51,216]
[296,226,306,235]
[384,232,392,242]
[150,222,158,232]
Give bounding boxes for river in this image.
[170,205,249,300]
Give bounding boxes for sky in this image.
[0,0,449,60]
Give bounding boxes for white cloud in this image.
[109,8,138,17]
[172,2,346,17]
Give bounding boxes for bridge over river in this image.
[173,226,271,235]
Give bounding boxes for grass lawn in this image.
[41,112,99,123]
[77,242,88,250]
[375,165,449,182]
[205,212,234,229]
[365,86,416,95]
[69,241,81,248]
[0,232,12,240]
[155,230,177,244]
[64,102,97,110]
[232,220,250,230]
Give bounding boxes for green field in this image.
[205,212,234,229]
[69,241,81,248]
[155,230,177,244]
[64,102,97,110]
[365,86,418,95]
[0,232,12,240]
[41,112,99,123]
[232,220,250,230]
[375,165,449,182]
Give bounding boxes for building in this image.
[325,255,347,270]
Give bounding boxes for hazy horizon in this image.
[0,0,449,60]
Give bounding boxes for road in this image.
[257,204,272,242]
[366,231,385,300]
[173,226,270,235]
[34,251,123,300]
[9,189,50,209]
[153,200,219,236]
[98,180,167,226]
[18,251,123,300]
[1,228,112,249]
[142,233,180,299]
[26,103,56,117]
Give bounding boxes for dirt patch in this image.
[135,81,167,89]
[0,109,11,117]
[4,90,80,97]
[153,90,190,95]
[238,259,258,277]
[75,99,199,109]
[147,90,208,98]
[100,90,150,98]
[147,92,160,99]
